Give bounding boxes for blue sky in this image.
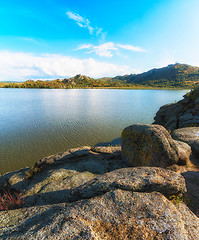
[0,0,199,81]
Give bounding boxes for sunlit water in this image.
[0,88,189,174]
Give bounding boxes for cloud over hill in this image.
[0,51,136,81]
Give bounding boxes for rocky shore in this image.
[0,88,199,239]
[154,87,199,131]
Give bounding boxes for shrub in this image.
[168,193,190,205]
[25,166,41,179]
[0,189,24,211]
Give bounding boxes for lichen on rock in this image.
[121,124,179,168]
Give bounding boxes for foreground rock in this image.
[71,167,186,201]
[1,163,199,240]
[0,145,198,239]
[172,127,199,155]
[121,124,179,168]
[153,88,199,130]
[5,146,126,208]
[1,190,199,240]
[34,146,92,169]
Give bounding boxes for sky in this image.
[0,0,199,81]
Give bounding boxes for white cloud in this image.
[17,37,40,44]
[66,11,105,39]
[75,44,93,50]
[91,42,118,57]
[66,12,85,23]
[116,44,147,52]
[77,42,147,57]
[66,11,94,34]
[0,51,136,81]
[77,42,117,57]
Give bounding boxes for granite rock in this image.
[121,124,179,168]
[172,127,199,155]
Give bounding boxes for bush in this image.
[0,189,24,211]
[25,166,41,179]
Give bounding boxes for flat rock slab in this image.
[121,124,179,168]
[0,190,198,239]
[34,146,91,169]
[2,146,127,207]
[172,127,199,154]
[91,146,121,154]
[71,167,186,201]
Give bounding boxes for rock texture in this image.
[0,144,198,239]
[172,127,199,155]
[1,156,199,240]
[1,190,199,240]
[182,171,199,215]
[174,140,192,165]
[5,146,126,208]
[153,88,199,130]
[121,124,179,168]
[34,146,92,169]
[71,167,186,201]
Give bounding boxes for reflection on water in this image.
[0,88,188,174]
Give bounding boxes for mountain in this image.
[113,63,199,87]
[2,63,199,89]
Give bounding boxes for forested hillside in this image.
[113,63,199,87]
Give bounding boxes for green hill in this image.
[2,63,199,89]
[113,63,199,87]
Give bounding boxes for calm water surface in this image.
[0,88,189,174]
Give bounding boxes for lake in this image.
[0,88,189,175]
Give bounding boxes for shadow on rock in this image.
[95,138,121,147]
[182,171,199,216]
[23,189,71,207]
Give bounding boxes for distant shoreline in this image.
[0,86,192,90]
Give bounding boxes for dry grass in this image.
[0,189,24,211]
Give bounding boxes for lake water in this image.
[0,88,189,175]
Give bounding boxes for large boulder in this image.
[153,103,183,130]
[71,167,186,201]
[172,127,199,155]
[153,88,199,130]
[121,124,179,168]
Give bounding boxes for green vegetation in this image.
[1,63,199,89]
[25,166,42,180]
[116,63,199,88]
[168,193,192,209]
[1,75,132,89]
[185,85,199,100]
